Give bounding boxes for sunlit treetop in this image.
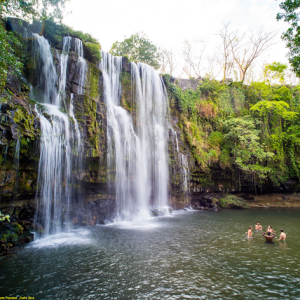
[1,0,68,22]
[110,32,161,69]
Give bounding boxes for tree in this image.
[277,0,300,76]
[263,62,287,83]
[0,0,67,90]
[230,29,276,83]
[1,0,68,22]
[160,49,177,76]
[218,23,237,80]
[110,32,161,69]
[182,40,206,79]
[224,117,274,182]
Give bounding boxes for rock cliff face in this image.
[0,20,192,231]
[3,19,299,231]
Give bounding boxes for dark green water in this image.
[0,209,300,299]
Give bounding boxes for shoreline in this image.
[238,193,300,208]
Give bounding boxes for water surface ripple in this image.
[1,209,300,299]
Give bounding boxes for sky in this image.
[63,0,291,79]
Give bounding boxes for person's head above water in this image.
[268,232,271,236]
[249,226,252,229]
[281,229,284,232]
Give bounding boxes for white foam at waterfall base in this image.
[30,229,93,248]
[106,217,160,230]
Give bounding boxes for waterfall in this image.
[35,105,72,235]
[170,128,190,202]
[100,52,169,221]
[181,154,190,195]
[74,38,87,95]
[13,138,20,201]
[31,34,58,104]
[131,63,169,212]
[32,34,85,235]
[59,36,87,99]
[70,93,81,153]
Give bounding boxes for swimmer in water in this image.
[266,225,274,233]
[255,222,262,231]
[247,226,253,237]
[262,231,276,243]
[278,229,286,241]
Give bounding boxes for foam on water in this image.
[30,229,92,248]
[107,219,160,230]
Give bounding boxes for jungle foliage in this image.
[163,74,300,189]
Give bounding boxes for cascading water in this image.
[181,154,190,196]
[100,52,170,221]
[35,105,72,235]
[170,128,190,202]
[13,138,20,201]
[32,34,85,235]
[74,38,87,95]
[31,34,58,104]
[131,63,169,212]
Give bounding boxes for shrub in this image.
[8,233,18,241]
[13,223,24,235]
[219,195,248,209]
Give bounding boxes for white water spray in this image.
[100,52,170,221]
[33,35,85,235]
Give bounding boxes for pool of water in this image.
[1,208,300,299]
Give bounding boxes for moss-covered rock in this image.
[219,195,249,209]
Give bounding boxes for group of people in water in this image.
[247,222,286,243]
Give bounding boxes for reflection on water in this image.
[1,209,300,299]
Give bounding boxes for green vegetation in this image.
[277,0,300,76]
[0,211,10,222]
[0,0,67,91]
[2,0,67,22]
[0,0,101,92]
[39,19,102,63]
[164,74,300,189]
[13,223,23,235]
[263,62,287,83]
[219,195,248,209]
[110,32,161,69]
[0,22,22,89]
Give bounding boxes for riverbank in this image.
[239,193,300,208]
